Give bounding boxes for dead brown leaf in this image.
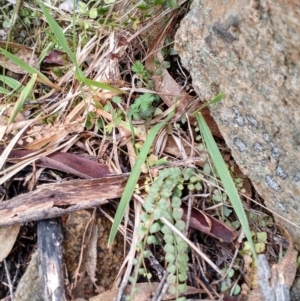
[43,50,68,65]
[14,250,42,301]
[145,14,223,138]
[89,282,202,301]
[0,224,21,262]
[5,149,111,179]
[145,15,193,116]
[143,8,227,140]
[182,203,238,243]
[272,226,298,289]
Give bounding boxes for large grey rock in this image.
[175,0,300,248]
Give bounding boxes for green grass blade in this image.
[38,1,77,64]
[82,77,122,94]
[0,75,24,90]
[191,93,225,117]
[38,2,123,94]
[9,74,37,125]
[0,87,10,95]
[0,48,58,89]
[196,113,258,262]
[0,48,39,74]
[108,111,175,246]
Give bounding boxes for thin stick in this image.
[151,271,169,301]
[133,193,222,275]
[160,217,222,276]
[4,259,14,301]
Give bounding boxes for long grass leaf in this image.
[191,93,225,116]
[108,111,175,245]
[196,113,258,261]
[38,1,77,64]
[38,2,123,94]
[0,48,60,90]
[83,77,122,94]
[0,75,23,90]
[9,74,37,125]
[0,48,39,74]
[0,88,10,95]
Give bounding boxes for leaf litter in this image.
[0,0,298,300]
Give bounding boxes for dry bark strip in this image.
[0,174,138,227]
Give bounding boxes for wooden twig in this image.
[4,259,14,301]
[37,218,65,301]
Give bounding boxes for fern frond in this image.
[129,93,155,120]
[134,93,154,111]
[128,106,140,119]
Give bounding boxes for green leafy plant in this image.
[129,93,156,120]
[131,60,154,89]
[132,60,150,80]
[220,267,241,295]
[243,231,267,254]
[130,167,188,301]
[125,166,206,300]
